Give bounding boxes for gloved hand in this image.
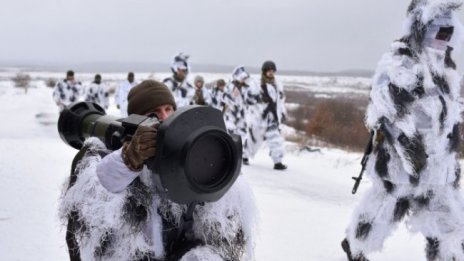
[374,129,385,145]
[122,125,158,171]
[116,104,120,109]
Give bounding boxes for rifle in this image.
[261,83,280,123]
[351,130,375,194]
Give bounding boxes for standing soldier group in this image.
[219,63,288,170]
[164,53,289,171]
[53,71,111,112]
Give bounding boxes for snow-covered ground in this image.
[0,78,443,260]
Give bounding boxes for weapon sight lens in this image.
[185,131,233,191]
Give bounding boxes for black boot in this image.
[341,238,369,261]
[243,158,249,165]
[273,162,287,170]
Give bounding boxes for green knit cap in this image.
[127,80,176,115]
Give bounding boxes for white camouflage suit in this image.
[84,82,109,109]
[53,79,83,111]
[344,1,464,260]
[223,75,260,160]
[246,76,287,164]
[211,86,226,112]
[163,77,195,108]
[164,53,195,108]
[115,80,138,117]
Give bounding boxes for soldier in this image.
[254,61,287,170]
[223,66,261,165]
[211,79,227,112]
[52,70,82,111]
[163,53,195,108]
[115,72,137,117]
[193,75,212,105]
[84,74,109,109]
[342,1,464,260]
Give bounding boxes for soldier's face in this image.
[176,69,187,80]
[145,104,174,121]
[424,14,454,51]
[195,81,203,88]
[67,75,75,83]
[265,70,275,78]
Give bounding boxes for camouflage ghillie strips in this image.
[344,1,464,260]
[60,138,257,261]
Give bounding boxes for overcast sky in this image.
[1,0,464,72]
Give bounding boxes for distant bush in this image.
[45,78,57,88]
[305,99,370,151]
[12,73,31,87]
[287,104,311,132]
[12,73,32,93]
[285,85,464,157]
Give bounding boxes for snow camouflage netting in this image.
[402,0,464,51]
[59,138,257,261]
[345,0,464,260]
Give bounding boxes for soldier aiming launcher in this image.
[58,101,243,204]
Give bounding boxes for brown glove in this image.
[194,89,205,105]
[121,124,158,171]
[375,130,385,144]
